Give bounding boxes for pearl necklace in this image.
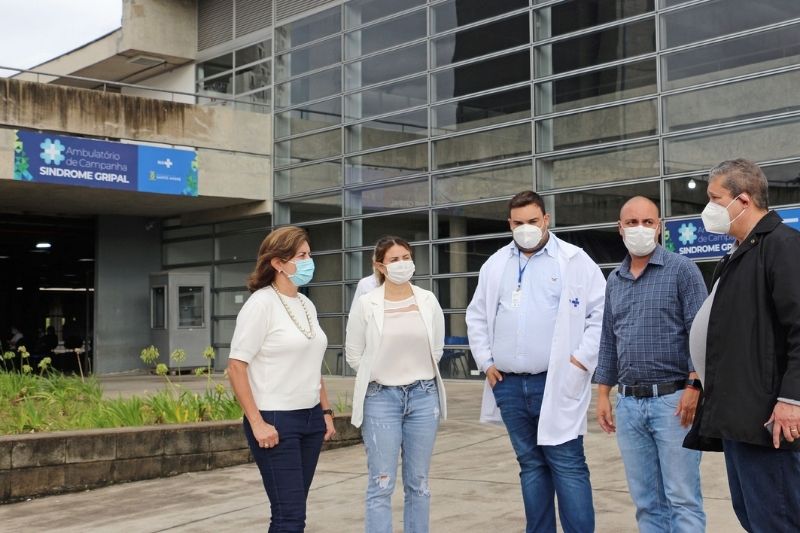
[271,283,315,339]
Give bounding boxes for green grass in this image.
[0,371,242,435]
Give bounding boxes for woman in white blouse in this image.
[346,236,447,533]
[228,226,336,532]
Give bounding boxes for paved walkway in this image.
[0,376,743,532]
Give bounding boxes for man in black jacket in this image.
[690,159,800,532]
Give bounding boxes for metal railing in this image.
[0,64,271,112]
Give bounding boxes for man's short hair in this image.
[708,159,769,209]
[509,190,546,215]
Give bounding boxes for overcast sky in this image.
[0,0,122,77]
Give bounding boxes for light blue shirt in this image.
[490,235,562,374]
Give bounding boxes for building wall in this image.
[0,78,271,202]
[94,215,162,374]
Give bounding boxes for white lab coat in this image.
[345,284,447,428]
[466,237,605,445]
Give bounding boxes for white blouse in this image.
[369,296,435,386]
[229,287,327,411]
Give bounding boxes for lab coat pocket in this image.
[563,362,589,400]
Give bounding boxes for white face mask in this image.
[512,224,543,251]
[384,260,415,285]
[622,225,658,257]
[701,195,744,234]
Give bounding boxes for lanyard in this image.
[517,252,534,290]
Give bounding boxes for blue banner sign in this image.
[13,130,198,196]
[665,208,800,260]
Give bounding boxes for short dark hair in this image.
[509,190,546,216]
[372,236,412,284]
[708,159,769,209]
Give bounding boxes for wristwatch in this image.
[322,408,335,418]
[685,378,702,391]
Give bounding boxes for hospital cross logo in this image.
[678,222,698,245]
[39,138,66,165]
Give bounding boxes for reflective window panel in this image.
[345,43,427,90]
[275,67,341,109]
[345,9,427,59]
[536,99,658,153]
[347,211,430,245]
[306,284,343,313]
[432,14,529,67]
[214,215,270,233]
[235,88,271,113]
[433,161,533,205]
[311,252,343,282]
[163,225,211,240]
[275,161,342,196]
[544,180,660,229]
[197,53,232,80]
[536,59,656,114]
[234,61,271,94]
[163,239,212,266]
[661,23,800,90]
[215,262,252,288]
[345,0,425,29]
[433,123,532,170]
[345,142,428,183]
[275,36,341,81]
[215,232,264,261]
[434,50,530,102]
[277,193,342,223]
[434,276,479,310]
[434,200,510,239]
[345,75,427,120]
[346,179,429,216]
[214,289,250,316]
[535,18,655,78]
[275,6,341,52]
[433,86,531,136]
[318,316,343,346]
[236,40,271,67]
[661,0,800,50]
[434,237,510,274]
[346,109,428,153]
[275,129,341,167]
[305,222,343,251]
[432,0,528,34]
[534,0,654,41]
[663,117,800,175]
[537,141,660,190]
[275,97,342,138]
[553,227,628,264]
[664,69,800,133]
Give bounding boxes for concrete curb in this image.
[0,416,360,503]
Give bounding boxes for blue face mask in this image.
[287,258,315,287]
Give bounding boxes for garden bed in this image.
[0,416,360,503]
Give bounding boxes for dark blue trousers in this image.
[723,439,800,532]
[243,405,325,533]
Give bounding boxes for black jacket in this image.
[689,211,800,450]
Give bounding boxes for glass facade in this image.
[192,0,800,376]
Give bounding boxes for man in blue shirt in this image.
[468,191,606,533]
[594,196,707,532]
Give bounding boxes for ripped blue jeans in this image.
[362,379,440,533]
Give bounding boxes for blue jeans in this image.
[361,379,440,533]
[616,390,705,533]
[492,373,594,533]
[243,406,326,533]
[723,438,800,532]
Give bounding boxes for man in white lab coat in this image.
[466,190,605,533]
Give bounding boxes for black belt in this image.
[618,380,685,398]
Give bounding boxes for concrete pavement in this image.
[0,375,743,532]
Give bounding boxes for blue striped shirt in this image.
[594,245,708,386]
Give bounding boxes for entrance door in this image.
[0,214,94,373]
